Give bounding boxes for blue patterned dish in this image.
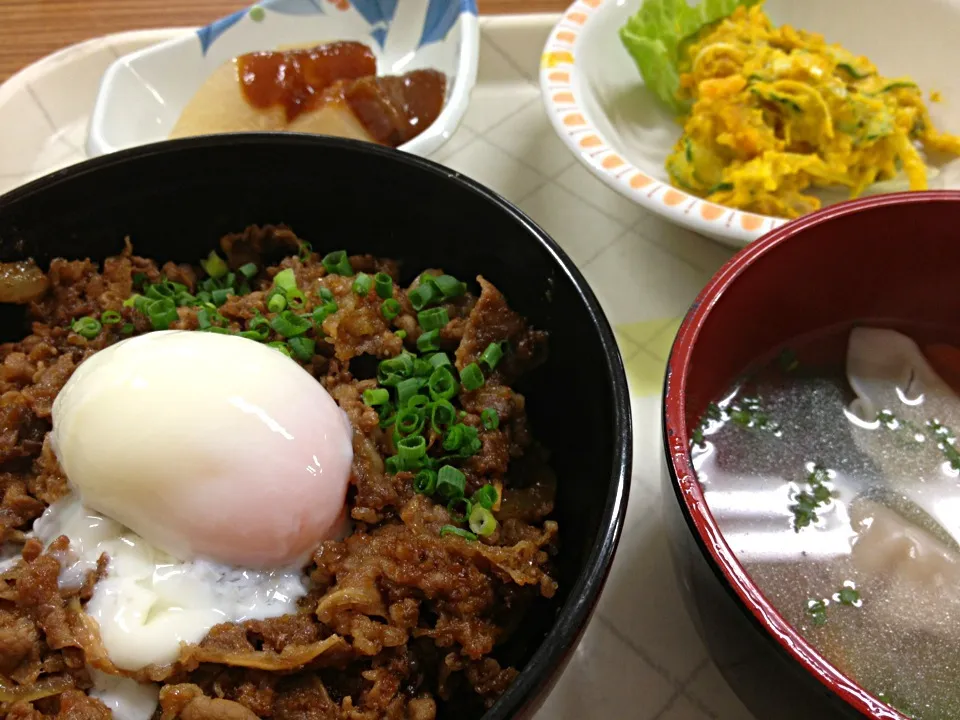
[87,0,478,158]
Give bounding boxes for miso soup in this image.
[693,325,960,720]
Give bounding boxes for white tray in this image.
[0,15,751,720]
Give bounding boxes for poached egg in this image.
[38,330,355,714]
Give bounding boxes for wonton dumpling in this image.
[846,327,955,422]
[850,498,960,634]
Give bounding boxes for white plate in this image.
[88,0,479,159]
[540,0,960,247]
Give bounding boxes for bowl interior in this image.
[0,134,630,719]
[88,0,476,157]
[574,0,960,208]
[665,191,960,717]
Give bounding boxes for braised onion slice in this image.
[0,260,49,304]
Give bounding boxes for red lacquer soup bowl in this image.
[661,191,960,720]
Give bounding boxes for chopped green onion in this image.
[288,336,315,361]
[480,342,503,370]
[481,408,500,430]
[298,241,313,261]
[201,250,229,279]
[385,456,403,474]
[430,399,457,433]
[147,299,179,330]
[211,288,232,307]
[469,505,497,537]
[460,363,484,391]
[428,352,451,369]
[145,283,173,301]
[407,395,430,410]
[472,484,498,510]
[238,262,258,279]
[413,358,433,378]
[414,469,437,495]
[100,310,122,325]
[72,316,101,339]
[203,327,232,335]
[396,329,407,340]
[318,287,334,302]
[418,307,449,331]
[398,435,427,462]
[268,341,292,358]
[273,268,297,292]
[322,250,354,276]
[443,424,481,457]
[417,329,440,353]
[285,288,306,310]
[237,329,263,341]
[379,412,397,429]
[381,298,401,321]
[408,282,440,311]
[428,367,458,401]
[396,407,425,436]
[440,525,476,541]
[374,272,394,299]
[313,301,338,327]
[447,497,472,524]
[353,273,372,296]
[248,314,270,339]
[223,273,237,290]
[363,388,390,406]
[270,310,311,338]
[397,377,427,407]
[120,323,135,335]
[420,273,437,285]
[197,308,214,329]
[122,294,140,308]
[433,274,466,298]
[132,272,146,288]
[443,424,465,452]
[267,293,287,313]
[378,352,415,387]
[437,465,466,500]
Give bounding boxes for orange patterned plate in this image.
[539,0,960,248]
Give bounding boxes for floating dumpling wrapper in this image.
[845,327,960,632]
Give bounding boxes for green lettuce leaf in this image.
[619,0,761,114]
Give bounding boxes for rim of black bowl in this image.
[662,190,960,720]
[0,133,633,720]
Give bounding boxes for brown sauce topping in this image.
[237,41,377,122]
[341,69,447,147]
[235,41,447,147]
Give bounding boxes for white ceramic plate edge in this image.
[538,0,791,248]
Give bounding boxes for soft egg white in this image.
[35,329,357,715]
[51,330,354,568]
[34,493,308,670]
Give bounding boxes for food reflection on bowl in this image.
[171,41,447,149]
[0,134,631,720]
[663,191,960,720]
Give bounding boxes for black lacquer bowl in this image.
[0,134,631,720]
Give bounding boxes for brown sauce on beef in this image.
[0,226,555,720]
